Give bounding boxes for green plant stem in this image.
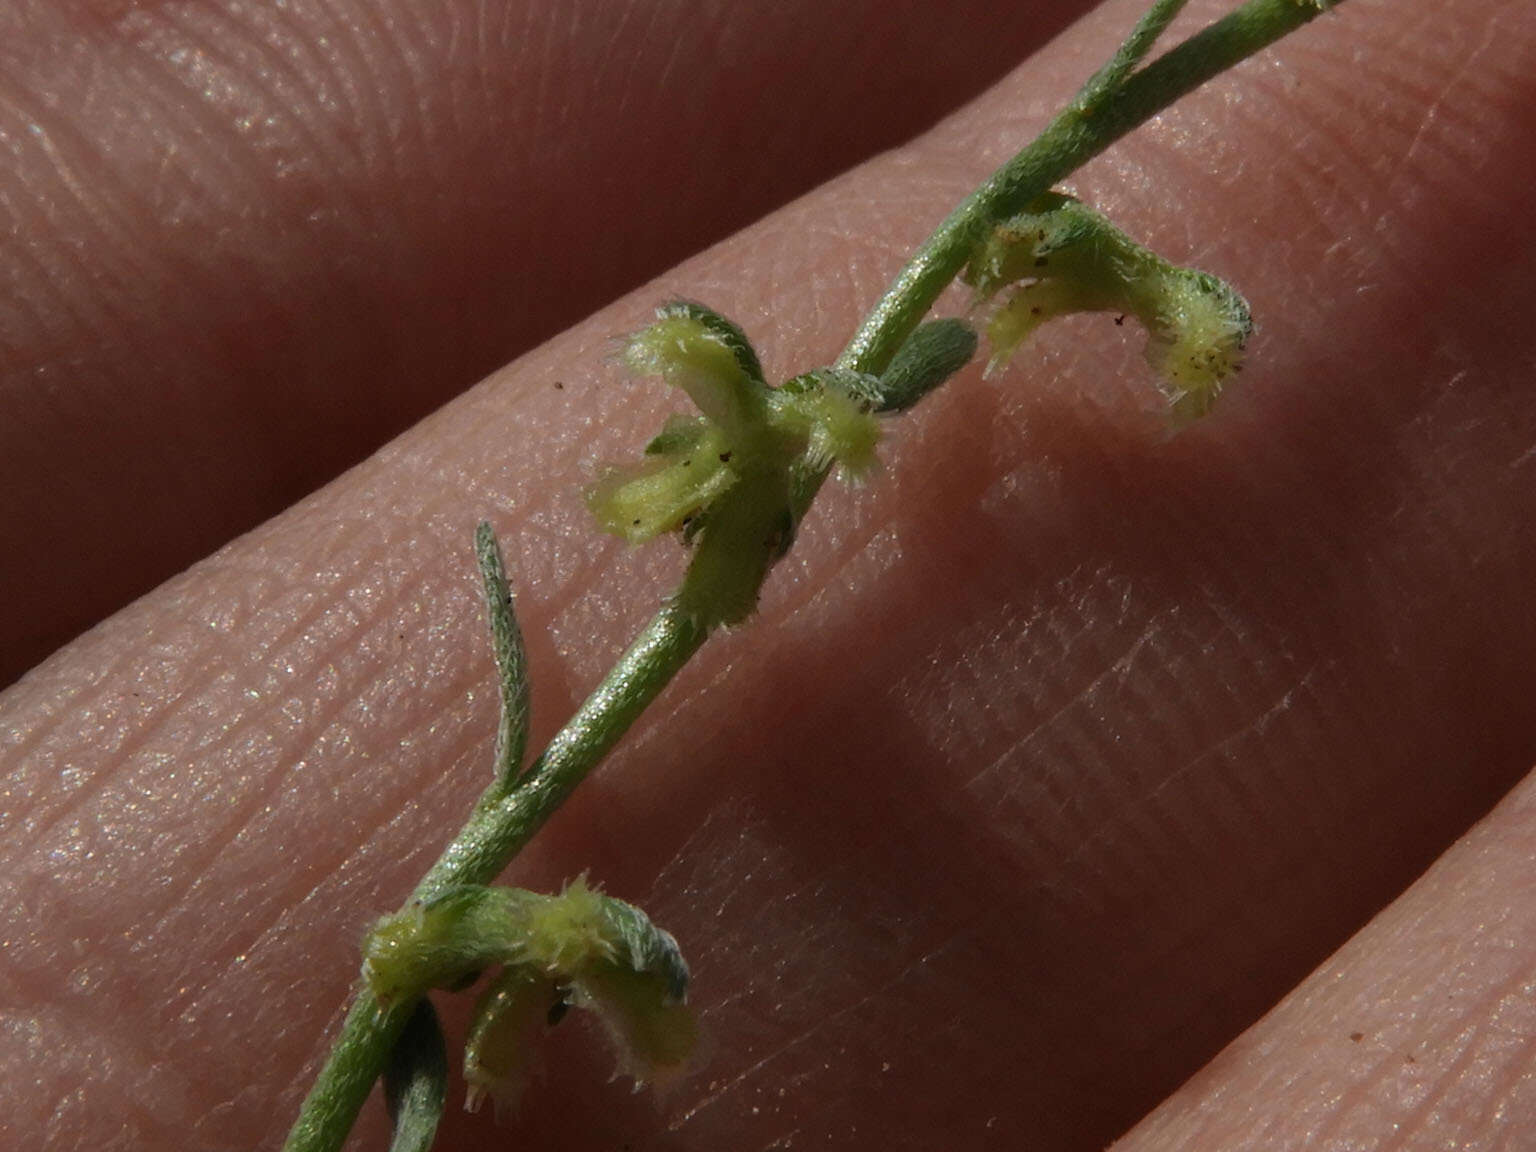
[282,2,1342,1148]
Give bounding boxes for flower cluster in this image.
[964,191,1252,422]
[365,877,696,1113]
[589,302,974,627]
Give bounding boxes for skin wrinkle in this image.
[7,975,197,1120]
[0,84,151,371]
[10,565,368,851]
[1064,666,1320,871]
[115,30,303,245]
[1383,23,1490,202]
[672,937,961,1135]
[155,754,459,1022]
[12,579,481,994]
[2,82,128,264]
[20,1022,180,1146]
[147,3,351,175]
[1477,1017,1536,1137]
[137,587,453,960]
[962,598,1178,794]
[304,0,401,175]
[5,652,225,846]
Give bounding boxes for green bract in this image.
[965,191,1252,422]
[363,878,697,1112]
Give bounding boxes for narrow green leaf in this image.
[875,319,978,412]
[383,999,448,1152]
[474,522,531,786]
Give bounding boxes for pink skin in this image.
[3,0,1534,1149]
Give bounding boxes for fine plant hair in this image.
[281,3,1347,1149]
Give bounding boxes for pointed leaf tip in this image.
[474,523,531,785]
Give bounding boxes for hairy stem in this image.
[283,2,1342,1148]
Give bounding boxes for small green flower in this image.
[587,302,883,627]
[462,967,559,1115]
[966,192,1252,422]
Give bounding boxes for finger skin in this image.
[1116,762,1536,1151]
[0,0,1092,685]
[3,0,1535,1149]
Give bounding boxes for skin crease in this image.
[0,0,1096,686]
[1,0,1534,1149]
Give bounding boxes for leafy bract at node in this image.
[965,191,1252,422]
[474,523,531,786]
[362,877,697,1109]
[648,300,766,383]
[623,306,767,438]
